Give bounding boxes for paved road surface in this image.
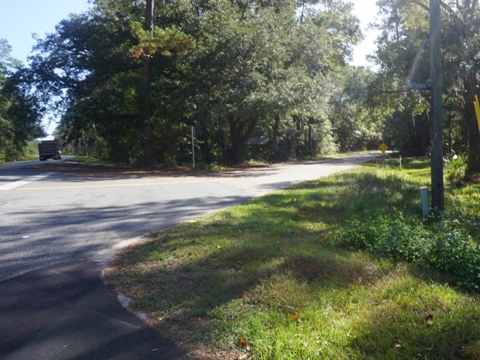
[0,154,376,359]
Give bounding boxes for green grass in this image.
[105,158,480,359]
[70,155,114,164]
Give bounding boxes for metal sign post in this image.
[191,126,195,169]
[379,143,388,169]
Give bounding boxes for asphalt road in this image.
[0,154,376,359]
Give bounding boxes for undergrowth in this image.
[334,211,480,290]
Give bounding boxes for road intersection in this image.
[0,154,376,359]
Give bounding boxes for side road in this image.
[0,256,193,360]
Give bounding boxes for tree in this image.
[24,0,361,165]
[0,39,45,162]
[181,0,361,163]
[26,4,193,165]
[330,66,381,152]
[368,0,431,154]
[371,0,480,177]
[441,0,480,176]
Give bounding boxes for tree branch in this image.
[412,0,429,12]
[411,0,455,15]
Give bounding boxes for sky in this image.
[0,0,379,135]
[0,0,93,64]
[350,1,380,68]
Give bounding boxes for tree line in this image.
[0,0,479,178]
[0,40,45,161]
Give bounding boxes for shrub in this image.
[445,154,467,185]
[335,212,480,290]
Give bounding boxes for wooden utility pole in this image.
[143,0,155,168]
[430,0,444,211]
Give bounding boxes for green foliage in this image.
[445,154,467,185]
[0,39,45,162]
[70,155,113,164]
[24,11,145,163]
[23,0,363,167]
[22,140,41,159]
[0,39,21,75]
[330,66,381,152]
[335,212,480,290]
[130,21,195,59]
[367,0,431,157]
[195,161,228,171]
[371,0,480,173]
[0,117,14,162]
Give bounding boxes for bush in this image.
[335,211,480,290]
[445,154,467,185]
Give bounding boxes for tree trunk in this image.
[198,124,214,164]
[295,115,302,158]
[463,2,480,177]
[269,114,280,159]
[464,92,480,176]
[308,124,313,156]
[229,118,241,164]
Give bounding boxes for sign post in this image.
[379,143,388,169]
[191,126,195,169]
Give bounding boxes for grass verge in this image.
[105,158,480,359]
[70,155,116,164]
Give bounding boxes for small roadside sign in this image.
[379,143,388,154]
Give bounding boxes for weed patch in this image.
[334,212,480,290]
